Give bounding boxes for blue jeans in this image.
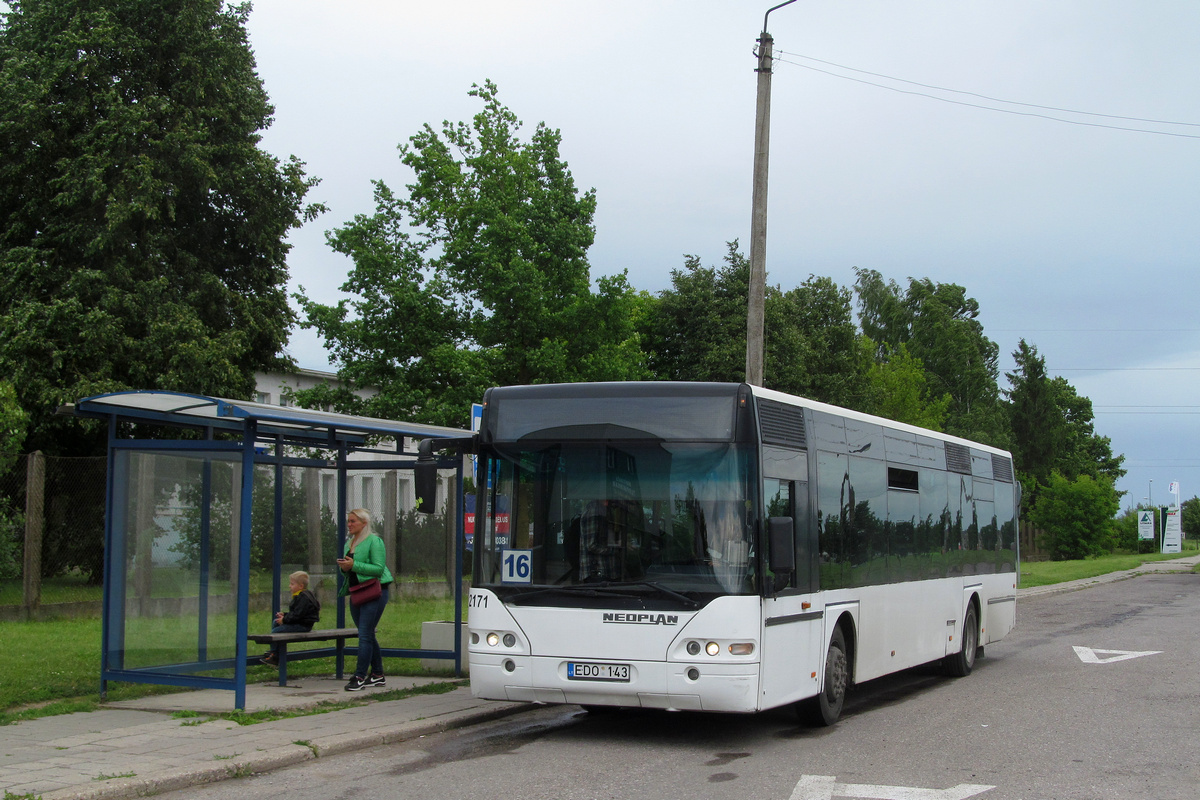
[349,585,389,678]
[267,623,311,655]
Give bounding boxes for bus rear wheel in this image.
[799,626,848,726]
[944,602,978,677]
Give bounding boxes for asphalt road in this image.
[159,573,1200,800]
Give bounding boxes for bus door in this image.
[759,466,822,710]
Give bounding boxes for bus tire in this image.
[944,601,978,677]
[800,626,848,726]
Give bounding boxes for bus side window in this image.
[765,478,816,593]
[764,478,795,591]
[794,482,814,593]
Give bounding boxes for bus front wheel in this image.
[799,626,848,726]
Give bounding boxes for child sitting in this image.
[260,571,321,665]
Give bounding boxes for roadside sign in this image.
[1137,510,1155,541]
[1163,509,1182,553]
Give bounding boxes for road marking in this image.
[1072,646,1162,664]
[789,774,995,800]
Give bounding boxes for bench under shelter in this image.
[68,391,470,709]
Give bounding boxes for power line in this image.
[989,328,1200,333]
[1097,406,1200,410]
[776,51,1200,128]
[1093,411,1200,415]
[773,52,1200,140]
[1051,367,1200,371]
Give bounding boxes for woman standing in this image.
[336,508,394,691]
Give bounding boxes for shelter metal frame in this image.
[69,391,469,709]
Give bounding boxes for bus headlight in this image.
[487,632,500,647]
[705,641,720,657]
[687,641,701,656]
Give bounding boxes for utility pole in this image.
[746,0,796,386]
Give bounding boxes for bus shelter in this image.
[70,391,469,709]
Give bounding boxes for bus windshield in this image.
[474,440,758,605]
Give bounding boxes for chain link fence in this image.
[0,453,107,618]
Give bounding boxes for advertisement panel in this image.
[1162,510,1182,554]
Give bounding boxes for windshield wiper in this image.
[618,581,702,609]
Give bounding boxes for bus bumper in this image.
[470,653,760,712]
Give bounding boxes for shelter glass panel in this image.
[109,449,242,675]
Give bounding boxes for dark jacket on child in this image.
[280,589,320,628]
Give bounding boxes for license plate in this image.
[567,662,631,682]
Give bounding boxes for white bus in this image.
[460,382,1018,724]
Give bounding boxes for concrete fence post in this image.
[22,450,44,620]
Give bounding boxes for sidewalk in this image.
[0,676,531,800]
[3,554,1197,800]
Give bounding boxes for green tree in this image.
[775,276,866,407]
[853,269,1005,445]
[1005,339,1060,485]
[1181,496,1200,541]
[297,81,646,427]
[0,381,28,474]
[1048,376,1126,485]
[0,382,24,579]
[1111,508,1139,552]
[641,243,749,385]
[1029,471,1120,560]
[0,0,322,456]
[641,242,865,405]
[858,340,951,430]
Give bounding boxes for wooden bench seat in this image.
[248,627,358,686]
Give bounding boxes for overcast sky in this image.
[243,0,1200,510]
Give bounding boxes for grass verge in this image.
[1018,549,1197,588]
[0,595,459,724]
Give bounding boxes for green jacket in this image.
[338,533,394,597]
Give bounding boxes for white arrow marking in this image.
[1073,645,1162,664]
[790,774,995,800]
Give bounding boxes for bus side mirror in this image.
[768,516,795,574]
[414,440,438,514]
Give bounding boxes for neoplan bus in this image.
[441,382,1018,724]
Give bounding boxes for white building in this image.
[252,367,376,409]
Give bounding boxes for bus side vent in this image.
[992,454,1014,483]
[758,399,807,448]
[945,442,972,475]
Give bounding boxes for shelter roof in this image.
[69,390,468,447]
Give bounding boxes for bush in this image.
[1111,510,1139,553]
[0,502,22,581]
[1030,472,1120,560]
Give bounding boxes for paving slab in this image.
[0,676,530,800]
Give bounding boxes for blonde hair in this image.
[349,508,373,533]
[288,570,310,588]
